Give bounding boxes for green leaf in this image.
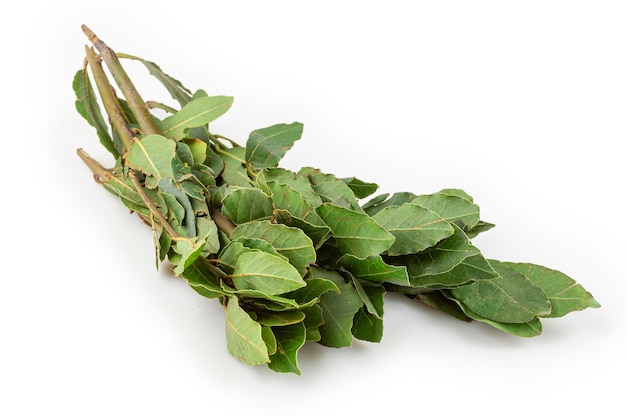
[221,186,273,225]
[338,254,410,286]
[450,259,552,323]
[348,275,385,319]
[340,177,379,199]
[172,239,205,276]
[245,122,304,169]
[372,203,454,256]
[218,146,252,187]
[266,181,326,226]
[352,308,384,342]
[412,291,472,322]
[450,296,543,337]
[408,252,498,289]
[390,223,480,282]
[182,138,208,166]
[262,326,277,356]
[290,275,341,304]
[117,53,193,107]
[230,220,316,276]
[73,69,120,158]
[257,168,323,208]
[411,188,481,230]
[268,322,307,375]
[502,262,600,317]
[315,268,364,347]
[158,178,196,238]
[230,251,306,296]
[274,210,332,250]
[126,134,176,188]
[316,203,395,259]
[224,296,270,366]
[160,95,234,140]
[181,258,226,299]
[465,220,496,239]
[254,310,306,327]
[300,305,325,341]
[362,192,417,216]
[221,282,305,309]
[301,168,363,212]
[196,216,220,255]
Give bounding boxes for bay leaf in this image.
[316,203,395,259]
[372,203,454,256]
[230,220,316,276]
[230,251,306,296]
[502,262,600,317]
[450,259,552,323]
[316,268,364,347]
[160,95,234,140]
[126,134,176,188]
[245,122,304,169]
[338,254,410,286]
[221,186,273,225]
[224,296,270,366]
[411,188,481,230]
[268,322,307,375]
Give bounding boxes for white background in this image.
[2,1,624,415]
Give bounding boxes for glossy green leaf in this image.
[316,203,395,259]
[126,134,176,188]
[230,220,316,276]
[160,95,234,140]
[450,260,552,323]
[502,262,600,317]
[231,251,306,296]
[224,296,270,366]
[221,186,273,225]
[372,203,454,256]
[268,322,307,375]
[245,122,303,169]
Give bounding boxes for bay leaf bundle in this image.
[74,26,600,374]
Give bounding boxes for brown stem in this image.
[76,148,113,183]
[128,170,181,239]
[211,208,236,238]
[83,45,135,151]
[82,24,161,136]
